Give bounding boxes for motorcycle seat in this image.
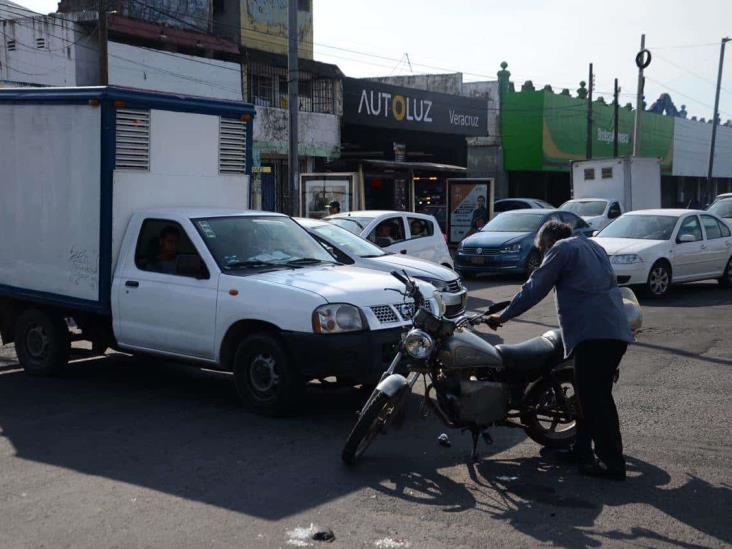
[495,329,564,372]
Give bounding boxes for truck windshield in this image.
[561,200,607,217]
[482,212,546,233]
[310,223,386,258]
[708,199,732,219]
[193,216,337,270]
[596,215,679,240]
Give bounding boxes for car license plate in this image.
[471,256,485,265]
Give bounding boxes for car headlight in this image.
[500,243,522,254]
[312,303,364,334]
[403,329,434,359]
[611,254,643,265]
[414,276,448,292]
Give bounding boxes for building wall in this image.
[0,15,79,86]
[673,118,732,178]
[368,73,463,96]
[108,41,242,100]
[241,0,313,59]
[253,105,339,158]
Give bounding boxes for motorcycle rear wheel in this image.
[521,367,577,449]
[342,391,396,465]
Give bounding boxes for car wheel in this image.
[525,249,542,276]
[719,256,732,288]
[233,333,304,417]
[646,261,672,298]
[14,309,70,376]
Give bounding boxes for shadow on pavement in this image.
[638,281,732,308]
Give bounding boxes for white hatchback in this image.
[593,209,732,297]
[297,217,467,317]
[325,210,454,269]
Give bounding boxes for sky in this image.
[13,0,732,120]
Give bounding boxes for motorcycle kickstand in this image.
[470,428,480,463]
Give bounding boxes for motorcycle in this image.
[342,270,581,465]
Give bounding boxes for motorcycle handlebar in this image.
[485,300,511,315]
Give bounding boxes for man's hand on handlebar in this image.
[485,314,503,331]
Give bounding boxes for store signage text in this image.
[597,128,630,144]
[358,90,433,123]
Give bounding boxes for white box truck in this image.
[0,87,428,415]
[564,157,662,231]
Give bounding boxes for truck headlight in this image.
[312,304,364,334]
[611,254,643,265]
[500,243,521,254]
[403,329,434,359]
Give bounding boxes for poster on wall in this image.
[301,175,354,219]
[448,181,490,243]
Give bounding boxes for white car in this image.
[297,217,467,317]
[325,210,454,268]
[593,209,732,297]
[560,198,624,231]
[494,198,556,213]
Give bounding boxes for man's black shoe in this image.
[578,460,626,481]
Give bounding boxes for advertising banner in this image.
[343,77,488,136]
[300,174,354,218]
[448,182,489,243]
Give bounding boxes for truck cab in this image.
[559,198,624,231]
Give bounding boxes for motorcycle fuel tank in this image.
[437,329,503,369]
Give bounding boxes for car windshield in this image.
[561,200,607,217]
[481,212,547,233]
[596,215,679,240]
[708,199,732,219]
[327,217,371,234]
[311,222,386,258]
[193,216,336,269]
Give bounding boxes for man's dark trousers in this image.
[573,339,628,471]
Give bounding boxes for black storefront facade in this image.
[329,78,489,232]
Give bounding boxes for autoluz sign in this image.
[343,78,488,136]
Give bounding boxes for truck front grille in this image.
[370,305,400,324]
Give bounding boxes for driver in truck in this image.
[151,225,180,274]
[486,220,634,481]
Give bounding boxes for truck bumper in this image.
[281,327,404,383]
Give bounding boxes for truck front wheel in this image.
[232,333,303,417]
[14,309,70,376]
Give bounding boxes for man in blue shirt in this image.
[487,220,634,480]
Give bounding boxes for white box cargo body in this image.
[570,157,661,211]
[0,86,255,314]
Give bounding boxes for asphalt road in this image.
[1,278,730,548]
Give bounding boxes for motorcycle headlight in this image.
[611,254,643,265]
[312,303,364,334]
[500,243,522,254]
[403,329,434,359]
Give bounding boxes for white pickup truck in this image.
[0,87,432,415]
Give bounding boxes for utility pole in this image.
[633,34,647,156]
[613,78,620,157]
[708,37,730,197]
[287,0,299,216]
[586,63,593,159]
[98,0,108,85]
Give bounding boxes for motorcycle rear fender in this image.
[376,373,408,397]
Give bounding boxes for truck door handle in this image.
[400,249,407,254]
[125,280,139,288]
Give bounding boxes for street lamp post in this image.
[708,37,730,199]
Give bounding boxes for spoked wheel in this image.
[342,391,397,465]
[521,368,577,449]
[646,261,671,298]
[719,256,732,288]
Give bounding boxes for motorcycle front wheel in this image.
[342,390,397,465]
[520,367,577,449]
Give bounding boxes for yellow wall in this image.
[241,0,313,59]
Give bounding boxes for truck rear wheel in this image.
[232,333,303,417]
[14,309,70,376]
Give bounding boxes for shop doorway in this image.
[413,176,448,233]
[364,176,409,211]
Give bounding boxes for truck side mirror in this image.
[177,254,209,279]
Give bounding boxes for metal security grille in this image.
[219,118,247,174]
[370,305,400,324]
[246,63,335,114]
[115,109,150,170]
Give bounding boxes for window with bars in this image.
[219,118,247,174]
[601,167,613,179]
[246,63,335,114]
[115,109,150,170]
[584,168,595,181]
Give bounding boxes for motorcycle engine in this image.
[437,373,509,427]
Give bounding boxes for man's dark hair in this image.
[328,201,340,210]
[160,225,181,240]
[534,220,572,250]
